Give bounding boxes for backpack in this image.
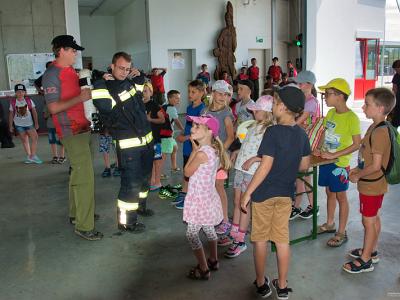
[364,121,400,185]
[11,97,33,117]
[159,104,173,138]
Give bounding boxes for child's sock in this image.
[230,223,239,239]
[235,230,246,243]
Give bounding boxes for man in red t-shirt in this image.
[43,35,102,241]
[247,58,259,99]
[268,57,283,84]
[149,67,167,106]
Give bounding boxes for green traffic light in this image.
[296,41,301,46]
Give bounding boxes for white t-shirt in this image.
[9,98,35,127]
[235,123,266,175]
[235,99,255,125]
[166,105,179,133]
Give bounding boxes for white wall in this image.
[274,0,289,67]
[148,0,272,91]
[307,0,385,102]
[79,16,117,70]
[64,0,82,69]
[114,0,150,71]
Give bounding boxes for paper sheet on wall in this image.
[171,51,185,70]
[6,53,54,90]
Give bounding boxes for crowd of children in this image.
[5,61,397,299]
[155,67,396,300]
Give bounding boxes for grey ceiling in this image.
[78,0,134,16]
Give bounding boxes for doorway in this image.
[168,49,193,114]
[354,39,380,100]
[248,49,268,97]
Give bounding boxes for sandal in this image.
[207,258,219,271]
[342,257,374,274]
[187,265,210,280]
[317,222,336,235]
[349,248,379,264]
[327,231,348,247]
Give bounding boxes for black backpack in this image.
[159,104,174,138]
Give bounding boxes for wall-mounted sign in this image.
[256,36,264,43]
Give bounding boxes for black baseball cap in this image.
[277,85,305,113]
[237,79,254,91]
[14,84,26,92]
[51,35,84,51]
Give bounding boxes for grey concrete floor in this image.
[0,121,399,300]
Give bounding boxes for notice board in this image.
[6,53,54,90]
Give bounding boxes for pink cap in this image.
[186,115,220,137]
[247,95,273,112]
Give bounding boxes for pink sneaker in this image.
[217,234,234,247]
[215,221,231,235]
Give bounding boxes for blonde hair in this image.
[206,92,231,111]
[250,111,274,134]
[212,136,231,171]
[144,82,153,94]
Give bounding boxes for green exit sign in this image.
[256,36,264,43]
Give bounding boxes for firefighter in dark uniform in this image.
[92,52,154,233]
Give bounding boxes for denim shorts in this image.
[154,143,162,160]
[48,128,61,145]
[318,163,350,192]
[15,125,34,133]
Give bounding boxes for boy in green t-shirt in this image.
[314,78,361,247]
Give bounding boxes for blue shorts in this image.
[99,135,114,153]
[154,143,162,160]
[48,128,61,145]
[15,125,34,133]
[318,163,350,192]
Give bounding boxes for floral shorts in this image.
[233,169,253,193]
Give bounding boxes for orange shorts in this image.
[251,197,292,244]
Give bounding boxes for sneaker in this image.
[57,157,67,164]
[289,206,302,220]
[51,156,59,164]
[217,234,234,247]
[24,156,33,164]
[30,155,43,164]
[101,168,111,177]
[69,213,100,225]
[175,200,184,210]
[118,222,145,233]
[272,279,293,300]
[159,186,178,199]
[171,167,181,173]
[224,241,247,258]
[160,174,169,180]
[171,192,186,205]
[74,229,103,241]
[215,221,231,235]
[165,184,183,192]
[299,205,319,219]
[137,207,154,217]
[112,168,121,176]
[253,276,272,298]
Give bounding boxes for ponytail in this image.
[212,136,231,171]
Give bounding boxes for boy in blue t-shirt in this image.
[241,86,310,299]
[174,80,206,209]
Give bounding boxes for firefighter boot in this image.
[117,207,145,233]
[137,198,155,217]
